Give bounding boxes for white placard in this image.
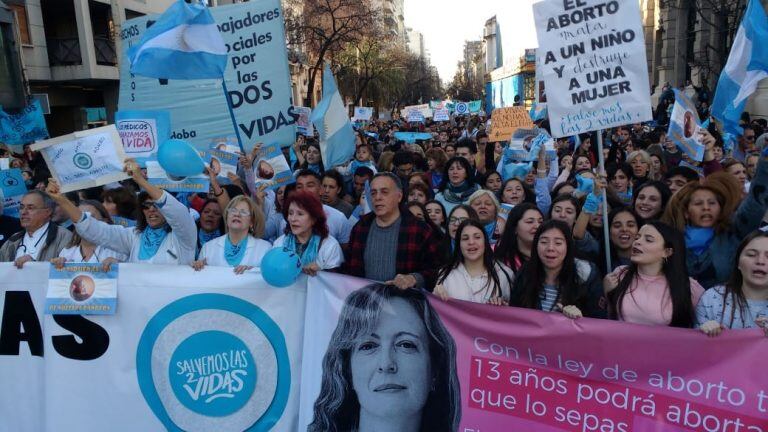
[30,125,130,192]
[533,0,652,137]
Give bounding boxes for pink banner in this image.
[430,298,768,432]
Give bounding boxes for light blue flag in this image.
[529,102,548,121]
[128,0,227,79]
[394,132,433,143]
[468,100,482,113]
[310,64,355,168]
[711,0,768,136]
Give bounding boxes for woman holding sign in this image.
[191,196,271,274]
[47,159,197,265]
[49,199,126,269]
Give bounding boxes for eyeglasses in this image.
[229,209,252,217]
[141,201,157,210]
[449,216,468,225]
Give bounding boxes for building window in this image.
[9,4,31,45]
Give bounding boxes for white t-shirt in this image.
[441,262,514,303]
[272,234,344,270]
[199,234,272,267]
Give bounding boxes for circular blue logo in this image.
[136,294,291,431]
[168,331,257,417]
[73,152,93,169]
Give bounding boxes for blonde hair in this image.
[661,172,742,235]
[224,195,264,237]
[377,150,394,172]
[627,150,651,167]
[467,189,500,212]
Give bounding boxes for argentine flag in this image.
[310,64,355,168]
[128,0,227,80]
[530,102,548,121]
[711,0,768,136]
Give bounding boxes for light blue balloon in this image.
[260,247,302,288]
[157,139,205,177]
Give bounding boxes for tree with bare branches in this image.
[284,0,380,106]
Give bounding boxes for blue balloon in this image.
[157,139,205,177]
[260,247,302,288]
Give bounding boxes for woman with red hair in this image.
[272,191,343,275]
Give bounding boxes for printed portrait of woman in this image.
[69,275,95,302]
[209,157,222,176]
[683,110,696,138]
[309,283,461,432]
[257,159,275,180]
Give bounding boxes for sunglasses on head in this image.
[141,201,157,210]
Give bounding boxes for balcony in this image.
[47,37,82,66]
[93,35,116,66]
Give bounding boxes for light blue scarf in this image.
[198,229,220,247]
[284,233,320,266]
[307,163,322,175]
[139,225,169,260]
[224,235,248,266]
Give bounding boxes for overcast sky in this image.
[404,0,539,83]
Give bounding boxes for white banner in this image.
[433,108,450,122]
[533,0,652,137]
[401,104,433,119]
[30,126,130,193]
[353,107,373,121]
[0,263,305,431]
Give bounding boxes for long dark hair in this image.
[501,178,536,205]
[495,203,542,272]
[599,206,640,274]
[309,283,461,432]
[438,156,475,191]
[607,220,696,328]
[514,220,588,311]
[720,230,768,328]
[632,181,671,222]
[135,191,171,234]
[438,219,512,298]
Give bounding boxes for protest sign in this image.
[253,143,294,190]
[0,168,26,216]
[401,103,433,119]
[533,0,652,137]
[1,263,305,431]
[46,263,118,315]
[30,125,129,193]
[429,100,446,110]
[469,100,482,113]
[406,111,425,123]
[0,159,9,170]
[0,100,49,148]
[488,106,535,142]
[118,1,297,153]
[115,110,171,166]
[353,107,373,121]
[146,160,209,193]
[204,147,240,184]
[1,266,766,431]
[294,106,314,137]
[455,101,470,115]
[434,108,450,122]
[299,273,768,431]
[668,90,706,161]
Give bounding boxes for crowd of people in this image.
[2,109,768,337]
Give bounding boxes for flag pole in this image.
[596,129,612,272]
[221,80,245,153]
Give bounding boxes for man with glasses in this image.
[735,126,758,162]
[0,190,72,268]
[343,173,440,290]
